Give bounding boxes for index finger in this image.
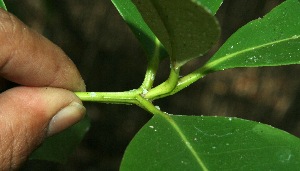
[0,9,85,92]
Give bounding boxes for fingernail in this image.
[47,102,86,137]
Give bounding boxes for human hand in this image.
[0,9,86,170]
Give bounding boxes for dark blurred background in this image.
[2,0,299,170]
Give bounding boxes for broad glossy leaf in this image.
[111,0,222,63]
[131,0,220,68]
[0,0,6,10]
[121,115,300,170]
[203,0,300,73]
[29,116,90,163]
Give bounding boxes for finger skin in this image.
[0,8,85,91]
[0,87,84,170]
[0,9,87,170]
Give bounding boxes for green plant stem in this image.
[140,60,158,91]
[145,66,209,100]
[140,38,161,91]
[75,38,164,109]
[170,57,225,96]
[75,65,207,169]
[75,64,205,108]
[75,91,140,105]
[144,67,180,99]
[176,67,208,92]
[135,95,163,115]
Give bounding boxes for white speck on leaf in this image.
[292,35,299,39]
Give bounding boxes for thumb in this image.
[0,87,85,170]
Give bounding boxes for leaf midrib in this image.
[164,115,209,171]
[204,35,300,70]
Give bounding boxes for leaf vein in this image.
[205,35,300,70]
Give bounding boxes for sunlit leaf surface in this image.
[203,0,300,72]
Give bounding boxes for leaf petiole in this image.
[144,66,209,100]
[171,66,209,96]
[144,67,180,100]
[140,38,161,91]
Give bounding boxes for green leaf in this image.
[0,0,7,10]
[111,0,167,59]
[194,0,223,15]
[29,115,90,163]
[202,0,300,73]
[131,0,220,68]
[111,0,222,64]
[121,115,300,170]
